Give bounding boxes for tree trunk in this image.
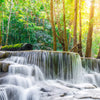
[50,0,56,51]
[6,0,13,45]
[2,20,4,45]
[63,0,68,51]
[0,4,2,46]
[26,9,30,43]
[85,0,95,57]
[0,20,1,46]
[97,46,100,59]
[78,0,83,57]
[73,0,78,52]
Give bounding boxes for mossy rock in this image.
[1,43,33,51]
[19,43,33,50]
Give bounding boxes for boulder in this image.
[0,51,9,59]
[20,43,33,50]
[2,63,10,72]
[0,61,11,72]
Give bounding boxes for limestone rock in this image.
[0,61,11,72]
[0,51,10,59]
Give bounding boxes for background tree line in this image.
[0,0,100,58]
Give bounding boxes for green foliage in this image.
[0,0,100,57]
[0,0,4,4]
[32,31,53,50]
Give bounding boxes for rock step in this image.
[0,61,12,72]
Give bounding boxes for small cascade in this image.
[9,64,33,76]
[4,56,27,64]
[0,88,8,100]
[71,54,85,83]
[84,72,100,87]
[82,58,100,72]
[34,65,45,81]
[81,58,100,87]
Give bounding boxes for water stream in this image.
[0,51,100,100]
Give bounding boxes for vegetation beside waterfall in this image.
[0,0,100,57]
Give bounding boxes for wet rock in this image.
[0,51,10,59]
[2,63,10,72]
[0,76,8,85]
[40,88,50,92]
[0,72,8,78]
[47,94,51,96]
[74,83,96,89]
[0,61,11,72]
[20,43,33,50]
[98,60,100,71]
[60,93,67,97]
[75,88,100,100]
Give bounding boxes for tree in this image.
[63,0,68,51]
[6,0,13,45]
[78,0,83,57]
[0,0,4,46]
[85,0,95,57]
[73,0,78,52]
[97,45,100,59]
[50,0,56,51]
[0,12,1,46]
[40,0,70,51]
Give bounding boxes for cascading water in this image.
[0,50,100,100]
[6,51,85,82]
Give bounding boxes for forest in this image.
[0,0,100,58]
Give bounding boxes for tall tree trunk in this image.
[78,0,83,57]
[85,0,95,57]
[0,2,2,46]
[6,0,13,45]
[63,0,68,51]
[2,20,4,45]
[50,0,56,51]
[0,20,1,46]
[26,9,30,43]
[0,4,2,46]
[2,12,4,34]
[97,45,100,59]
[73,0,78,52]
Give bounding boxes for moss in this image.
[1,43,23,51]
[13,43,23,48]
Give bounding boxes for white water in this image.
[0,51,100,100]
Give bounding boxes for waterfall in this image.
[5,51,85,82]
[0,50,100,100]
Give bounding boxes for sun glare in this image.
[85,0,91,8]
